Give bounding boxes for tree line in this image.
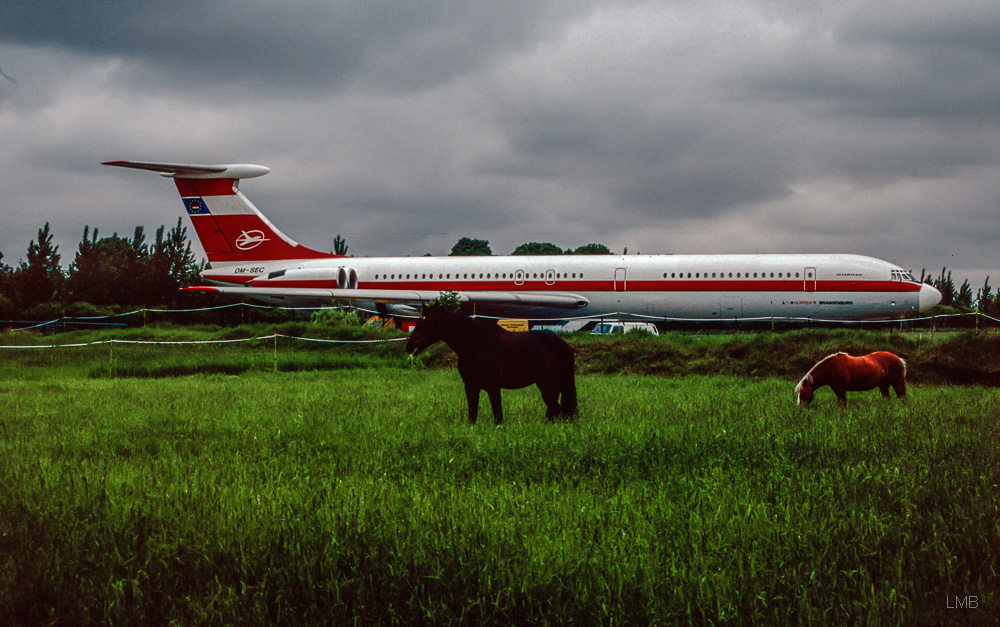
[449,237,612,256]
[0,220,201,321]
[920,267,999,318]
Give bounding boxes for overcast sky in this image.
[1,0,997,289]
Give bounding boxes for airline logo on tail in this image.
[235,230,270,250]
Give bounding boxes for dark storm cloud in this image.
[0,0,601,94]
[744,1,1000,123]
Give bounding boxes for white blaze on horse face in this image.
[795,374,813,405]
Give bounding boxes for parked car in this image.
[590,322,659,336]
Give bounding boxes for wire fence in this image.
[0,334,409,350]
[4,303,999,332]
[2,303,998,348]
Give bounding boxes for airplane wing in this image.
[182,286,589,309]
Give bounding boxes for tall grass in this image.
[0,365,996,625]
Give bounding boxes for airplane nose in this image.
[919,283,942,311]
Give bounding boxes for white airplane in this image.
[103,160,942,321]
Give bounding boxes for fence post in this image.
[273,334,278,373]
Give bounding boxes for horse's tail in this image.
[878,351,907,378]
[893,354,908,398]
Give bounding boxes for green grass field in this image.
[0,328,997,625]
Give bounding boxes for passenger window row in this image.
[662,271,801,279]
[371,271,804,280]
[373,272,586,280]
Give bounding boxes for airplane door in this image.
[614,268,627,291]
[803,267,817,292]
[514,269,525,286]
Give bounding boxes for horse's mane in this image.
[801,352,848,382]
[815,351,848,367]
[427,310,503,335]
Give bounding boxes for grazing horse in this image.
[795,351,907,406]
[406,306,577,424]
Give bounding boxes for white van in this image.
[590,322,660,336]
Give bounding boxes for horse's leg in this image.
[538,383,560,421]
[486,387,503,425]
[560,372,578,417]
[833,387,847,406]
[465,383,480,425]
[879,384,891,399]
[892,378,907,399]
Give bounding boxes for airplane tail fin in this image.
[103,160,340,265]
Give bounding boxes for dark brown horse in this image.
[795,351,907,406]
[406,306,577,424]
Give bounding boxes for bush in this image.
[310,307,361,327]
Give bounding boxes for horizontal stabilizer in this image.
[103,160,270,180]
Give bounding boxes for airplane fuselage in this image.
[203,252,935,320]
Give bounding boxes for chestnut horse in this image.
[406,305,577,424]
[795,351,907,406]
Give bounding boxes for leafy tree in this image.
[428,290,461,312]
[67,220,201,308]
[0,250,9,295]
[0,250,13,319]
[511,242,565,255]
[65,225,100,302]
[150,218,201,295]
[66,226,148,307]
[956,279,973,309]
[0,293,12,321]
[333,234,349,256]
[569,243,612,255]
[13,222,64,311]
[976,276,991,310]
[977,276,998,317]
[449,237,492,256]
